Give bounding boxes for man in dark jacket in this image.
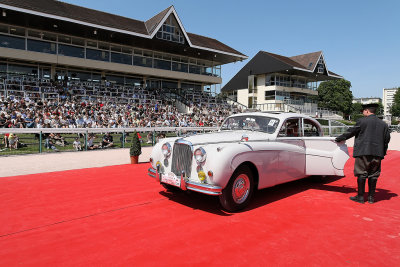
[335,103,391,204]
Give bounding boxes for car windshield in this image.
[220,115,279,133]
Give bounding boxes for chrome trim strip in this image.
[186,185,222,196]
[149,167,222,195]
[186,181,222,195]
[175,139,194,150]
[148,167,160,182]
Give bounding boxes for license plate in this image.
[161,172,181,187]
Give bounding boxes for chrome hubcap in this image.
[232,174,250,204]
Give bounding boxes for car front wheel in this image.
[219,165,254,212]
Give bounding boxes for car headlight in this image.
[194,147,206,164]
[161,142,171,158]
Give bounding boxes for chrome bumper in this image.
[148,167,222,196]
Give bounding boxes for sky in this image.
[62,0,400,98]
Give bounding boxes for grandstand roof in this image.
[0,0,247,64]
[222,51,343,92]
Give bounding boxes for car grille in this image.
[171,142,192,177]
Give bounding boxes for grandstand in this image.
[0,0,247,111]
[222,50,344,119]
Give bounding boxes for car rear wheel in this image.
[219,165,254,212]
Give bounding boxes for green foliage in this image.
[339,120,356,126]
[316,119,329,126]
[318,79,353,116]
[390,88,400,117]
[376,102,384,116]
[350,102,363,121]
[130,131,142,156]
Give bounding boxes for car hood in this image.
[177,130,273,146]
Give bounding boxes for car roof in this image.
[228,112,314,121]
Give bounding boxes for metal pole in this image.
[85,130,88,151]
[39,131,42,153]
[328,120,332,136]
[122,130,125,148]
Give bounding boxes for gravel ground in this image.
[1,133,399,177]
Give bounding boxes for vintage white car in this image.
[148,112,349,211]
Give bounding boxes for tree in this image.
[317,79,353,117]
[350,102,363,121]
[130,131,142,157]
[376,102,384,116]
[390,88,400,117]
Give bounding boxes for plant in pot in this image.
[130,131,142,164]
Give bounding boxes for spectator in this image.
[0,113,6,127]
[87,134,99,150]
[8,133,19,149]
[3,133,9,148]
[44,136,58,151]
[102,132,114,148]
[73,137,82,151]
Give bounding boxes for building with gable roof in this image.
[0,0,247,103]
[222,50,343,112]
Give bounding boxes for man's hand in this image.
[335,137,344,142]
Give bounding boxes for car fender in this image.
[201,142,253,189]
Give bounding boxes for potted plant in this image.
[130,131,142,164]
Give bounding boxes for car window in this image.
[303,119,321,136]
[221,115,279,133]
[278,118,301,137]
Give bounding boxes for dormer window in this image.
[316,57,326,74]
[156,14,185,44]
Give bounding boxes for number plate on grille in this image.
[161,172,181,187]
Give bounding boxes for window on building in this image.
[265,90,275,100]
[86,48,109,62]
[9,27,25,37]
[133,55,152,67]
[71,71,91,81]
[265,75,276,86]
[111,52,132,65]
[39,68,51,79]
[27,39,56,54]
[189,64,201,74]
[58,35,72,44]
[71,38,85,46]
[162,81,178,89]
[153,59,171,70]
[172,62,188,73]
[8,64,38,78]
[106,75,124,84]
[125,77,142,86]
[58,44,84,58]
[0,34,25,50]
[0,24,8,33]
[155,14,185,44]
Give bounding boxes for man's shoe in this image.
[350,195,364,204]
[367,195,374,204]
[368,179,377,204]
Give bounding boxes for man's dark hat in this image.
[361,103,379,109]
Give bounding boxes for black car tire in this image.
[219,165,254,212]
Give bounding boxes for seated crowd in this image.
[0,94,243,150]
[0,96,241,129]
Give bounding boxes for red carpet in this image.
[0,149,399,266]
